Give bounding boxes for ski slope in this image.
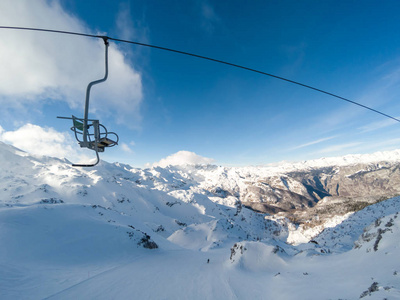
[1,141,399,299]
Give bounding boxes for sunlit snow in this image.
[0,141,399,299]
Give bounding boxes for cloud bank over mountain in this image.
[150,150,215,167]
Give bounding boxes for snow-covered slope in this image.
[1,141,400,299]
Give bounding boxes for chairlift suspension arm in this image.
[82,37,109,146]
[57,36,118,167]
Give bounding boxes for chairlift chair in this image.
[58,37,119,167]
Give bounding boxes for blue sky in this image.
[1,0,400,167]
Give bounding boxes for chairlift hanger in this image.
[58,37,118,167]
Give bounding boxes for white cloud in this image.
[361,138,400,152]
[357,117,399,133]
[316,142,362,155]
[151,151,215,168]
[121,142,133,153]
[198,1,221,34]
[0,123,91,162]
[0,0,142,127]
[290,136,337,151]
[116,2,135,41]
[201,2,219,21]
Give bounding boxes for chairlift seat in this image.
[98,137,117,148]
[88,137,118,152]
[68,115,119,150]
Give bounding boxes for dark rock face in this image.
[290,163,400,200]
[221,161,400,222]
[242,182,314,213]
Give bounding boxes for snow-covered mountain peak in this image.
[255,148,400,174]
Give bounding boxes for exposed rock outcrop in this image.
[210,161,400,225]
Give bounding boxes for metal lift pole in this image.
[82,37,109,147]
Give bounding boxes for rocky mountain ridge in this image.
[194,160,400,223]
[1,140,400,246]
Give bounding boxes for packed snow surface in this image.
[1,142,400,299]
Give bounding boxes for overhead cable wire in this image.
[1,25,399,123]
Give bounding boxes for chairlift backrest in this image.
[73,118,85,132]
